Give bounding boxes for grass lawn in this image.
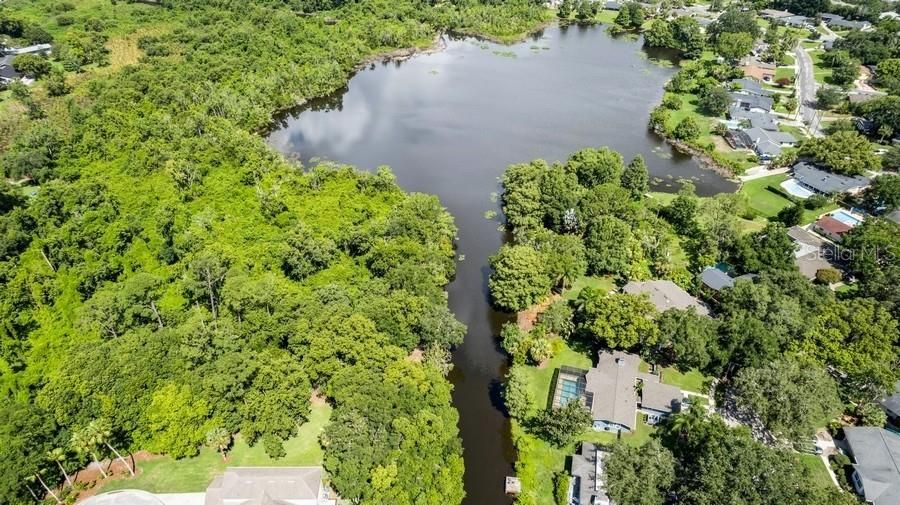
[739,173,795,217]
[775,66,795,82]
[564,275,617,301]
[799,454,834,489]
[738,173,838,223]
[809,50,833,85]
[659,367,709,393]
[512,340,659,504]
[101,404,331,493]
[781,53,795,66]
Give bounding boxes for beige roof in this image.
[205,467,324,505]
[623,280,709,316]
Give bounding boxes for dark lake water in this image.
[268,23,736,505]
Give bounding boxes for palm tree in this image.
[46,448,73,488]
[71,426,107,479]
[92,419,135,477]
[29,472,61,504]
[205,427,232,462]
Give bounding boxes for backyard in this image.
[512,340,659,505]
[738,173,838,223]
[99,403,332,494]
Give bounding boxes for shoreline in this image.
[653,127,743,182]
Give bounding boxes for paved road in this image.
[794,44,823,136]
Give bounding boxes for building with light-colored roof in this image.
[623,279,709,315]
[844,427,900,505]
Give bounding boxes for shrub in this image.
[815,268,841,285]
[673,117,701,141]
[804,194,829,210]
[662,94,681,110]
[554,472,571,505]
[56,14,74,26]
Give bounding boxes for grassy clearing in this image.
[659,367,709,393]
[775,66,795,82]
[101,403,331,493]
[809,50,833,85]
[564,275,617,301]
[512,339,658,504]
[799,454,834,489]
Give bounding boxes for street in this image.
[794,44,824,137]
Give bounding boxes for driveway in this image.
[794,45,824,137]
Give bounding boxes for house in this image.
[205,467,336,505]
[743,127,796,160]
[730,77,773,97]
[604,0,621,10]
[759,8,793,19]
[787,226,841,280]
[880,382,900,424]
[782,15,813,28]
[843,427,900,505]
[814,215,853,242]
[81,468,337,505]
[728,105,779,130]
[5,43,52,56]
[730,92,774,113]
[820,12,845,23]
[829,18,872,31]
[792,162,871,195]
[569,443,612,505]
[554,351,683,432]
[623,280,709,315]
[700,266,735,292]
[739,59,777,82]
[0,61,22,85]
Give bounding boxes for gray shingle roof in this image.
[623,280,709,315]
[586,351,641,430]
[729,105,779,130]
[731,78,774,97]
[701,267,734,291]
[730,92,773,112]
[792,162,871,194]
[570,444,612,505]
[844,427,900,505]
[881,382,900,418]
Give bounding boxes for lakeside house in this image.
[730,77,773,97]
[782,15,813,28]
[730,92,773,113]
[759,8,793,20]
[727,105,778,130]
[568,443,612,505]
[791,162,871,196]
[552,351,684,433]
[623,279,709,316]
[80,467,338,505]
[843,427,900,505]
[745,127,796,161]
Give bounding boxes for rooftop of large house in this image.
[759,8,793,19]
[623,280,709,315]
[844,427,900,505]
[730,92,773,112]
[793,162,871,195]
[829,18,872,30]
[730,77,773,97]
[206,467,330,505]
[728,106,778,130]
[849,91,885,105]
[570,443,612,505]
[584,351,682,431]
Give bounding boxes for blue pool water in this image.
[559,378,582,405]
[831,210,862,227]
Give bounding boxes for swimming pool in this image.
[780,178,814,199]
[831,210,862,227]
[559,378,583,405]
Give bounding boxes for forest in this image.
[0,0,552,503]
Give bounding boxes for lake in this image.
[268,23,736,505]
